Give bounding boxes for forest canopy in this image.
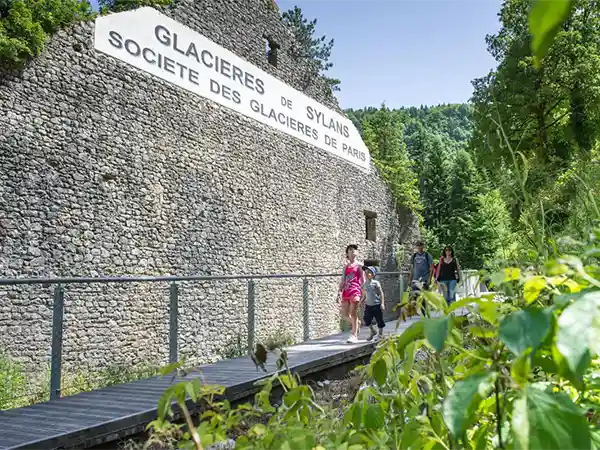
[348,0,600,270]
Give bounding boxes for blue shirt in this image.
[412,252,433,282]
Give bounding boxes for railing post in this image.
[247,280,256,354]
[399,273,404,300]
[169,282,179,364]
[50,284,64,401]
[302,278,310,341]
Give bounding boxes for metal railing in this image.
[0,271,407,400]
[0,269,480,401]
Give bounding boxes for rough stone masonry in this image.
[0,0,419,376]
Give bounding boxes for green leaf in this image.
[250,423,267,436]
[448,296,482,313]
[372,357,387,387]
[529,0,575,68]
[545,260,569,276]
[157,391,173,420]
[351,402,364,428]
[468,325,497,339]
[424,316,450,353]
[422,290,447,313]
[556,291,600,377]
[499,308,551,356]
[395,320,424,357]
[490,267,521,286]
[184,379,201,403]
[512,385,591,449]
[159,361,182,377]
[473,423,490,450]
[283,387,301,407]
[592,429,600,450]
[364,404,385,430]
[402,340,418,376]
[511,350,532,388]
[523,276,547,303]
[532,353,558,374]
[478,300,501,325]
[442,371,495,438]
[552,344,587,390]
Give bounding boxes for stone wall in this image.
[0,0,419,376]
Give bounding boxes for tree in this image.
[457,189,514,269]
[97,0,171,13]
[0,0,93,66]
[361,106,421,213]
[0,0,12,18]
[470,0,600,236]
[282,6,340,92]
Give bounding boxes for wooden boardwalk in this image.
[0,317,420,450]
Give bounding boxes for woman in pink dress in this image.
[337,244,365,343]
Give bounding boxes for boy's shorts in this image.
[364,304,385,329]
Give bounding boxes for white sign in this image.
[94,8,371,172]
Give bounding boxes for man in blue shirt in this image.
[409,240,434,294]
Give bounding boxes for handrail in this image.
[0,271,409,286]
[0,269,478,286]
[0,268,480,401]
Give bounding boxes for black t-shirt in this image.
[438,258,458,281]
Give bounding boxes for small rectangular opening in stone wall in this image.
[264,35,280,67]
[365,211,377,242]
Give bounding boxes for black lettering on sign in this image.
[186,43,200,63]
[220,59,232,78]
[210,79,241,104]
[155,25,171,46]
[232,66,243,85]
[175,61,187,78]
[245,73,255,91]
[108,30,123,48]
[143,48,156,64]
[255,78,265,95]
[163,56,175,74]
[124,39,141,57]
[188,68,199,85]
[173,32,186,55]
[201,49,213,68]
[281,96,292,110]
[306,106,350,138]
[325,134,337,149]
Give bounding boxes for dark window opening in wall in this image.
[264,35,280,67]
[365,211,377,242]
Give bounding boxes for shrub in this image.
[0,350,27,410]
[261,329,294,351]
[147,228,600,448]
[1,355,161,410]
[97,0,171,14]
[0,0,172,68]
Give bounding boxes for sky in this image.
[91,0,503,109]
[275,0,502,109]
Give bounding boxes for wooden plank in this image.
[0,318,415,450]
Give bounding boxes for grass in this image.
[1,329,295,411]
[0,350,161,410]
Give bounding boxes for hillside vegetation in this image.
[347,0,600,272]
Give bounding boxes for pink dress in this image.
[342,263,362,302]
